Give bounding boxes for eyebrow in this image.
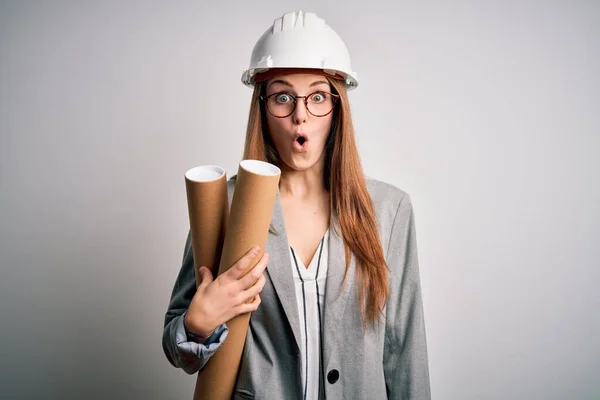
[268,79,330,89]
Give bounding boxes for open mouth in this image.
[293,133,309,151]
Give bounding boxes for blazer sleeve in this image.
[383,193,432,399]
[162,231,228,375]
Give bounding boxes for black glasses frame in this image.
[260,91,340,118]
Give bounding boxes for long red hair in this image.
[242,78,389,325]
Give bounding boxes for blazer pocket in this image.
[233,389,255,399]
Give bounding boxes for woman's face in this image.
[264,73,335,173]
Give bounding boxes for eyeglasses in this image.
[260,91,340,118]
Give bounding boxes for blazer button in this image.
[327,369,339,384]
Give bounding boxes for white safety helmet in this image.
[241,11,359,90]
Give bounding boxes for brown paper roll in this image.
[193,159,281,400]
[184,165,229,287]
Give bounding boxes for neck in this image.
[279,163,327,199]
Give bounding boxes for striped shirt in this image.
[289,229,329,400]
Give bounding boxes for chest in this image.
[280,196,330,267]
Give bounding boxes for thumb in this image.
[198,266,214,287]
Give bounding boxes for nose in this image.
[292,98,308,124]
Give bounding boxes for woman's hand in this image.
[184,246,268,342]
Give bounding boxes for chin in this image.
[282,155,319,171]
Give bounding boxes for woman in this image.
[163,10,431,399]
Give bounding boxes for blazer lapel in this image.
[322,219,356,370]
[263,191,303,351]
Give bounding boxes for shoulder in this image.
[365,176,412,214]
[364,177,418,262]
[364,177,416,246]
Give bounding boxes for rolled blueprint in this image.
[193,159,281,400]
[184,165,229,287]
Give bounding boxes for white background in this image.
[1,1,598,399]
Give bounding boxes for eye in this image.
[310,92,327,103]
[274,93,293,103]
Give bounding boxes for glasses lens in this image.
[306,92,334,117]
[267,93,295,117]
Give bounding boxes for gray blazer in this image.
[163,177,431,399]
